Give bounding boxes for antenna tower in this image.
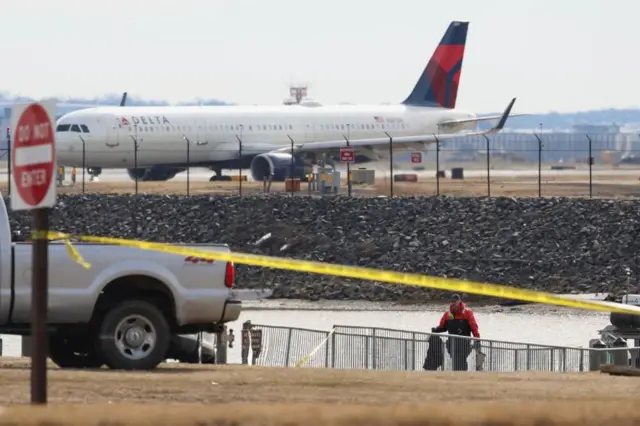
[284,83,309,105]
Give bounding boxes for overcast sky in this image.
[1,0,637,113]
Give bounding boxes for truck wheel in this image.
[96,300,171,370]
[48,335,104,369]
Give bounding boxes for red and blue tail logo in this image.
[402,21,468,109]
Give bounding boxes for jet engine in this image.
[126,166,185,182]
[250,153,307,182]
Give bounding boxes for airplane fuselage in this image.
[55,104,477,169]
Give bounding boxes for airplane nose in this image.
[55,132,78,165]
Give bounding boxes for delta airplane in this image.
[54,21,524,182]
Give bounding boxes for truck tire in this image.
[48,335,104,369]
[96,300,171,370]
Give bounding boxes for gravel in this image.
[6,194,640,303]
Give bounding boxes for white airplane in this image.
[54,21,525,182]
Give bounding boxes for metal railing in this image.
[242,323,640,372]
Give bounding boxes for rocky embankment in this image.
[6,194,640,302]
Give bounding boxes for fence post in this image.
[182,135,191,196]
[483,135,490,197]
[79,135,86,193]
[411,332,416,371]
[287,135,295,196]
[434,134,440,196]
[241,321,252,365]
[236,134,243,196]
[285,327,293,367]
[534,134,542,197]
[372,328,378,370]
[6,127,11,197]
[385,132,393,197]
[586,134,593,198]
[343,136,352,196]
[324,331,330,368]
[216,326,228,364]
[131,134,139,195]
[331,328,337,368]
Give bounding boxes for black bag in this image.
[423,335,445,371]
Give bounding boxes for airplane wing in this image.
[437,112,529,131]
[271,97,518,156]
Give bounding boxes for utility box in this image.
[309,167,340,194]
[351,168,375,185]
[588,339,608,371]
[285,178,301,192]
[451,167,464,179]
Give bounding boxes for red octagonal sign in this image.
[12,103,56,209]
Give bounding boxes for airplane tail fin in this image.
[402,21,469,109]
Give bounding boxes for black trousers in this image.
[446,336,472,371]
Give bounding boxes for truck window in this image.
[80,124,90,133]
[70,124,81,132]
[56,124,71,132]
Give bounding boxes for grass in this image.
[0,357,639,425]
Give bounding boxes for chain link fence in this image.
[17,131,640,199]
[242,323,640,372]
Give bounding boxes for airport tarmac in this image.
[1,165,638,183]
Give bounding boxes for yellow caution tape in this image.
[295,328,336,368]
[62,239,92,269]
[31,230,640,316]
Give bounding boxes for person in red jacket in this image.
[431,294,480,371]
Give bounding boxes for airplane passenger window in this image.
[56,124,71,132]
[70,124,81,132]
[80,125,90,133]
[249,126,252,131]
[289,125,292,130]
[278,125,282,130]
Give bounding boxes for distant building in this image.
[572,123,620,134]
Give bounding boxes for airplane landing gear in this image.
[87,167,102,182]
[209,167,223,182]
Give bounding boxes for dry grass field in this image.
[9,172,640,198]
[0,357,639,425]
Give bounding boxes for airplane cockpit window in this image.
[80,124,90,133]
[56,124,71,132]
[70,124,81,132]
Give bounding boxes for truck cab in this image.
[0,197,242,370]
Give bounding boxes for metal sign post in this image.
[10,100,57,405]
[340,146,355,196]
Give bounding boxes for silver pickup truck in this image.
[0,197,241,370]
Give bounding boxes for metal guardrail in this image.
[242,324,640,372]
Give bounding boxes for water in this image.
[0,300,614,363]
